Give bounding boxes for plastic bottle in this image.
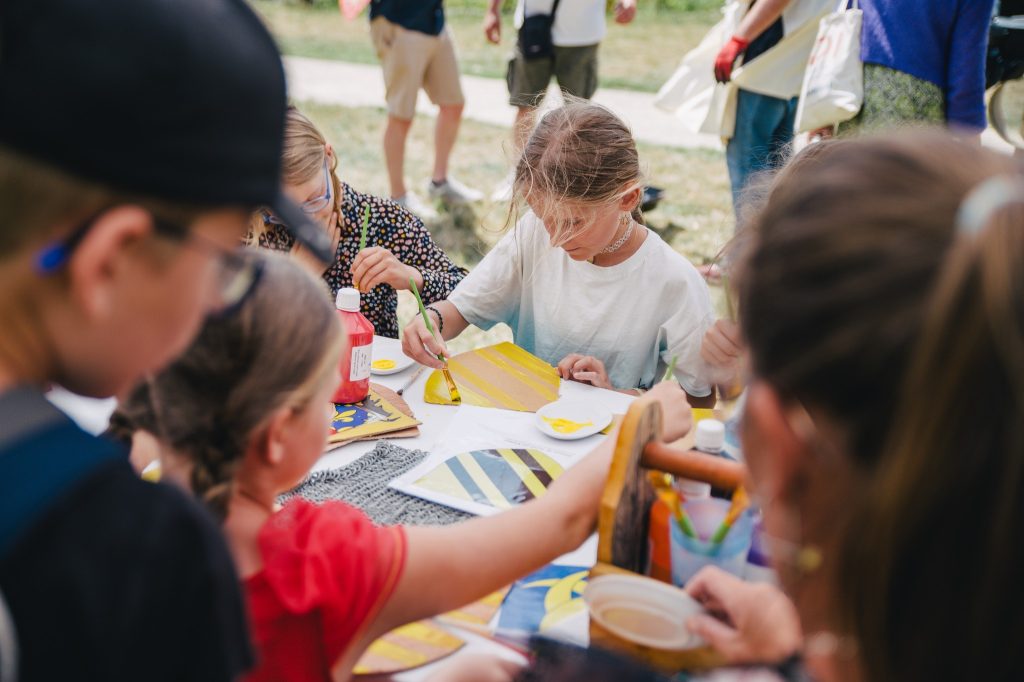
[695,419,726,455]
[331,288,374,404]
[648,499,673,584]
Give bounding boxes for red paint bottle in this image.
[332,287,374,404]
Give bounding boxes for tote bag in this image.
[793,0,863,132]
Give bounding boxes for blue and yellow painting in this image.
[328,390,420,443]
[414,448,564,510]
[496,564,589,639]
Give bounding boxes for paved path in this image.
[284,56,722,151]
[285,55,1014,154]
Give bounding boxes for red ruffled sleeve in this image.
[253,498,406,670]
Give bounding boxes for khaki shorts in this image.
[507,43,599,107]
[370,17,465,120]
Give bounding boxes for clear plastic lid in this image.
[675,478,712,500]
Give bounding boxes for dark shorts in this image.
[506,43,599,107]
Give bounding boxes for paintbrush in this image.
[709,486,750,546]
[355,204,371,290]
[661,355,678,383]
[396,365,426,396]
[409,277,461,403]
[667,489,700,536]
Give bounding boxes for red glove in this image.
[714,36,750,83]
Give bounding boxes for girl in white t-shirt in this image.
[402,101,715,401]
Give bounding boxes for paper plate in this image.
[371,337,415,375]
[535,400,612,440]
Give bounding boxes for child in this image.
[251,106,467,338]
[402,101,716,404]
[121,251,693,682]
[0,0,320,678]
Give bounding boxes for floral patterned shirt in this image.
[253,182,467,338]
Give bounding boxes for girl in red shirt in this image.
[119,250,692,681]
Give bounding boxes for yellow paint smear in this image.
[372,359,397,370]
[541,416,593,434]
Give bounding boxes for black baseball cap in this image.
[0,0,332,261]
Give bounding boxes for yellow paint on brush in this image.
[372,359,397,370]
[541,416,594,434]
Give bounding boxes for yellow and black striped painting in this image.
[415,448,564,510]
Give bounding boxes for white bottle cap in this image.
[336,287,360,312]
[676,478,712,500]
[695,419,725,453]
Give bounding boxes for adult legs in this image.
[384,115,414,199]
[726,88,796,221]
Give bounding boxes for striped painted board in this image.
[424,342,560,412]
[414,448,564,511]
[354,620,464,676]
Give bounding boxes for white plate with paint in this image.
[535,399,612,440]
[371,336,416,375]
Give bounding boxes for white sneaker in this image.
[428,175,484,205]
[490,171,515,202]
[394,191,440,221]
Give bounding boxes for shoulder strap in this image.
[551,0,561,17]
[0,421,123,559]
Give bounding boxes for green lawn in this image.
[252,0,721,93]
[296,101,733,344]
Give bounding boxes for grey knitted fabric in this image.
[283,441,471,526]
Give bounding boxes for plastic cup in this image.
[669,497,754,587]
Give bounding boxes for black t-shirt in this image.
[369,0,444,36]
[0,391,253,681]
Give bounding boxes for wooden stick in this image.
[642,443,746,490]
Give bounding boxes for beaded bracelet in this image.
[423,304,444,334]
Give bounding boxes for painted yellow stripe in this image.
[479,347,559,401]
[496,342,560,379]
[362,638,430,667]
[447,359,529,411]
[497,449,548,499]
[414,460,474,503]
[457,453,512,508]
[529,450,565,479]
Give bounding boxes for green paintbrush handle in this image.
[662,355,678,383]
[409,277,444,362]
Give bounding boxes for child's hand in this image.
[557,354,613,390]
[645,380,692,442]
[701,319,745,385]
[350,246,420,293]
[685,567,802,665]
[401,314,448,369]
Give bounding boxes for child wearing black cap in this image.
[0,0,327,679]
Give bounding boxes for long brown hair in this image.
[118,250,342,520]
[736,132,1023,679]
[512,100,645,244]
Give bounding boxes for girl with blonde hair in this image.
[403,101,715,402]
[252,106,466,338]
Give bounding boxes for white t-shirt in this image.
[448,213,715,395]
[515,0,606,48]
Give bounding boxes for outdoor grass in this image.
[297,101,733,349]
[252,0,720,93]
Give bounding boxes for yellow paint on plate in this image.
[372,358,397,371]
[541,416,594,434]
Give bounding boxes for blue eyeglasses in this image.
[262,161,332,226]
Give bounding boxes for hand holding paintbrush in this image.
[409,278,461,403]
